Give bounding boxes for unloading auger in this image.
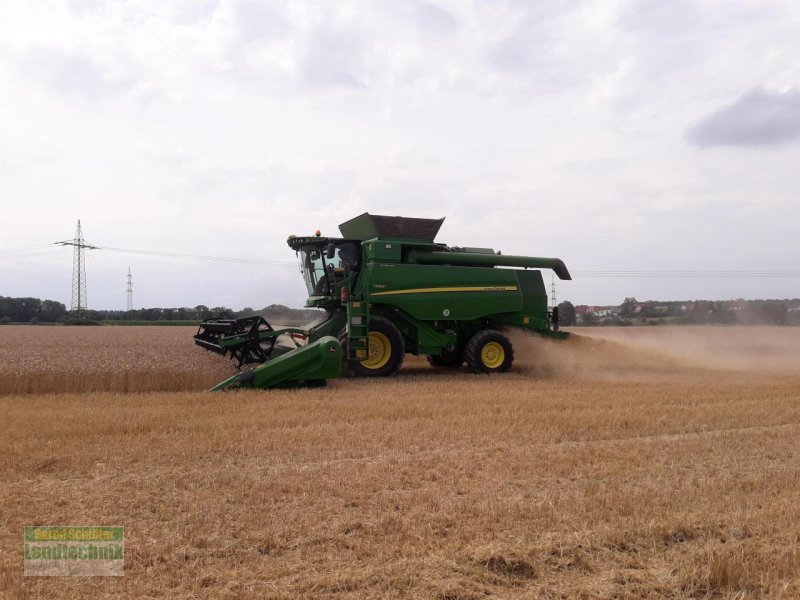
[194,213,571,390]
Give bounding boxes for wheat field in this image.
[1,325,799,598]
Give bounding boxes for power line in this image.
[1,244,295,266]
[0,244,63,258]
[572,270,800,278]
[0,243,55,253]
[0,250,68,259]
[1,243,798,277]
[462,230,800,240]
[98,245,295,266]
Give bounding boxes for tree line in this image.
[3,295,797,326]
[0,297,321,325]
[557,298,800,327]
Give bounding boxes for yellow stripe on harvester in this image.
[371,286,518,296]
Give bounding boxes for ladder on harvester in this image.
[346,299,369,360]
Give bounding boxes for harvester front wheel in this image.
[465,330,514,373]
[344,317,405,378]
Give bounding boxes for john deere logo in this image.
[442,309,450,317]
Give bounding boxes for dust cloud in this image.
[508,326,800,382]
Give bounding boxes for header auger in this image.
[194,213,571,390]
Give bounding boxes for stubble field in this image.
[1,325,799,598]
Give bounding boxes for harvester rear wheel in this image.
[343,317,405,378]
[465,330,514,373]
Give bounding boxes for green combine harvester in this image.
[194,213,571,390]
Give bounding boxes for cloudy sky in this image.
[1,0,798,310]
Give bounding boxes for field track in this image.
[1,326,799,598]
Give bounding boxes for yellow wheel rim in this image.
[480,341,505,369]
[362,331,391,370]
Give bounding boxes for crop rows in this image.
[0,326,233,394]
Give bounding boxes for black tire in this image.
[464,330,514,373]
[426,351,463,368]
[342,316,405,378]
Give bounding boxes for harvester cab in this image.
[194,213,571,390]
[292,236,361,304]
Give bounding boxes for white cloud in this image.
[300,26,366,89]
[14,46,136,99]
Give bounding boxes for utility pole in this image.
[57,220,98,320]
[126,267,134,311]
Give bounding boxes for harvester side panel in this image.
[363,263,524,321]
[375,307,460,355]
[515,270,549,322]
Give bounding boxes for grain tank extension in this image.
[194,213,571,390]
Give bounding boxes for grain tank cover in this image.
[339,213,445,242]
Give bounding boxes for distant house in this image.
[575,305,618,318]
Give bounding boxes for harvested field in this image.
[1,325,799,598]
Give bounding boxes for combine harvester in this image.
[194,213,571,390]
